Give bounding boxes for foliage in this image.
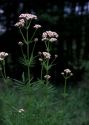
[0,81,89,125]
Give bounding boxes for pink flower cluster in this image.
[42,52,51,59]
[33,24,41,29]
[15,19,25,28]
[19,13,37,20]
[15,13,37,28]
[42,31,59,42]
[38,51,51,61]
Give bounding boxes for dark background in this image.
[0,0,89,84]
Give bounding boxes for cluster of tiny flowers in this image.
[61,68,73,77]
[19,13,37,21]
[42,52,51,59]
[55,54,58,58]
[33,24,41,29]
[0,52,8,61]
[15,13,37,28]
[18,41,23,46]
[42,31,59,42]
[15,19,25,28]
[18,108,24,113]
[38,51,51,61]
[34,38,38,42]
[44,75,51,80]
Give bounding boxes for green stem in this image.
[0,68,4,79]
[19,28,27,44]
[31,41,36,56]
[64,78,67,96]
[45,41,48,51]
[3,60,6,79]
[46,60,49,85]
[26,28,30,82]
[29,29,37,44]
[27,44,30,81]
[21,46,26,61]
[41,63,43,80]
[27,20,31,29]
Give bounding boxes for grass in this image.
[0,79,89,125]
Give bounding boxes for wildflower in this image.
[0,52,8,60]
[19,13,37,21]
[42,52,51,59]
[38,51,42,55]
[55,54,58,58]
[33,24,41,29]
[61,72,64,75]
[14,19,25,28]
[39,58,43,62]
[44,75,51,80]
[42,31,59,41]
[34,38,38,42]
[18,41,23,46]
[64,69,71,74]
[49,38,57,42]
[61,68,73,78]
[18,108,24,113]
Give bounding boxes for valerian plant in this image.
[14,13,59,85]
[38,31,59,84]
[15,13,41,84]
[61,68,73,97]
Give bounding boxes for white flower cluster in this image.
[18,108,24,113]
[33,24,41,29]
[42,31,59,42]
[0,52,8,61]
[44,75,51,80]
[61,68,73,77]
[18,41,23,46]
[38,51,51,61]
[15,13,37,28]
[42,52,51,59]
[15,19,25,28]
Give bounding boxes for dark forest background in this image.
[0,0,89,84]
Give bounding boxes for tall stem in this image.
[41,62,43,80]
[26,28,30,81]
[3,60,6,79]
[46,60,49,85]
[19,28,27,44]
[64,78,67,96]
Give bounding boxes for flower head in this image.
[55,54,58,58]
[18,108,24,113]
[61,68,73,78]
[44,75,51,80]
[0,52,8,61]
[14,19,25,28]
[42,52,51,59]
[49,38,57,42]
[19,13,37,21]
[18,41,23,46]
[34,38,38,42]
[33,24,41,29]
[39,58,43,62]
[42,31,59,42]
